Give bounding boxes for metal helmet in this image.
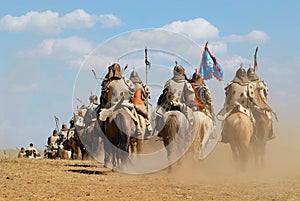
[173,64,188,80]
[247,67,259,81]
[106,63,122,79]
[190,71,205,85]
[129,69,142,84]
[232,66,249,83]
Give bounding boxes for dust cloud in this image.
[166,126,300,184]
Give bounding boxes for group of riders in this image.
[42,56,275,160]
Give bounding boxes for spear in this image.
[254,46,258,72]
[54,115,59,132]
[145,47,151,112]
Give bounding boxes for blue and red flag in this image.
[199,42,224,81]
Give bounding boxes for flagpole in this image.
[254,46,258,72]
[145,47,150,112]
[199,41,208,73]
[54,115,59,132]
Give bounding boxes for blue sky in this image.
[0,0,299,149]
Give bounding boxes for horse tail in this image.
[115,111,130,152]
[160,113,179,139]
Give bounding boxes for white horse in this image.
[187,111,215,163]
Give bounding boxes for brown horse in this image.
[101,108,136,170]
[222,111,254,171]
[251,108,273,168]
[157,110,190,167]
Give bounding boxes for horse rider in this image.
[189,70,214,120]
[18,147,26,158]
[58,123,69,147]
[129,69,152,137]
[155,63,195,131]
[47,129,60,151]
[97,63,136,130]
[99,63,135,110]
[247,67,276,140]
[85,95,99,126]
[218,66,255,143]
[26,143,39,158]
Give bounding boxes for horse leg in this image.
[230,143,239,170]
[103,138,111,168]
[238,140,251,171]
[259,141,267,168]
[136,138,143,155]
[76,146,82,160]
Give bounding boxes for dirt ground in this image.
[1,133,300,201]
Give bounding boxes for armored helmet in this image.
[190,70,205,85]
[232,66,249,83]
[129,69,142,84]
[107,63,122,79]
[247,67,259,81]
[173,64,188,80]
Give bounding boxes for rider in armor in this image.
[129,69,152,137]
[218,66,254,143]
[99,63,135,110]
[247,67,275,140]
[189,70,214,119]
[58,124,69,147]
[156,64,195,127]
[47,129,60,151]
[247,67,272,111]
[85,95,99,126]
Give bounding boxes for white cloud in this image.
[225,30,270,44]
[245,30,270,43]
[19,36,94,57]
[11,83,40,93]
[37,36,94,56]
[222,56,252,72]
[18,36,95,68]
[0,9,123,35]
[162,18,220,41]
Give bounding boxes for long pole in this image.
[54,115,59,132]
[254,46,258,72]
[145,47,150,112]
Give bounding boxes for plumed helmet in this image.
[233,66,249,83]
[236,67,246,77]
[247,67,259,81]
[107,63,122,79]
[190,71,205,85]
[173,64,188,80]
[173,64,185,76]
[129,69,142,84]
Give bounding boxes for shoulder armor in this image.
[248,82,255,98]
[123,77,135,94]
[225,81,233,91]
[184,81,194,93]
